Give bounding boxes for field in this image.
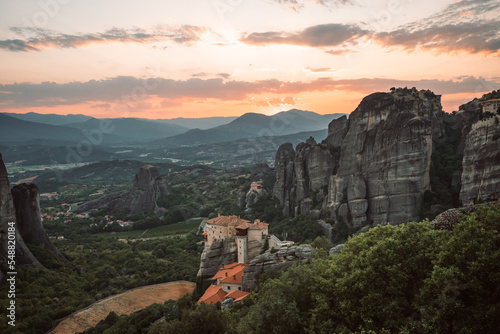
[102,218,205,239]
[50,281,196,334]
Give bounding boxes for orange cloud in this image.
[1,76,499,111]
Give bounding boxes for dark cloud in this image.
[241,0,500,55]
[0,25,211,52]
[374,21,500,54]
[241,23,369,47]
[1,75,498,109]
[217,73,232,79]
[191,72,208,77]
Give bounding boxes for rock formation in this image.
[274,88,443,226]
[197,236,265,278]
[0,154,45,269]
[11,183,64,258]
[460,115,500,205]
[73,165,169,215]
[431,202,498,231]
[197,239,238,278]
[241,244,314,291]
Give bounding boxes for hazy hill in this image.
[65,118,189,142]
[3,112,93,125]
[0,114,91,144]
[154,116,237,129]
[154,110,345,148]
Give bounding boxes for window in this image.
[227,286,231,290]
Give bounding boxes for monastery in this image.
[199,215,268,304]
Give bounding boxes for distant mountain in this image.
[154,116,238,129]
[3,112,93,125]
[65,117,189,143]
[154,109,345,148]
[0,114,92,144]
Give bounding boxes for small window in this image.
[238,287,241,291]
[228,286,231,290]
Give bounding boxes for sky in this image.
[0,0,499,119]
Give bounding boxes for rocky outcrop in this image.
[242,244,314,291]
[431,202,499,231]
[0,154,44,269]
[274,88,443,226]
[460,116,500,205]
[251,163,272,180]
[74,165,169,215]
[245,186,266,208]
[197,239,238,278]
[273,143,296,216]
[11,183,63,258]
[318,220,333,240]
[329,243,345,255]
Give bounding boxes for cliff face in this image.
[241,244,314,291]
[74,165,170,215]
[460,116,500,205]
[11,183,64,258]
[274,88,443,226]
[0,154,45,269]
[197,239,238,278]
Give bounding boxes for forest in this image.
[80,203,500,334]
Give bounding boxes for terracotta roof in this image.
[251,183,263,187]
[221,268,245,284]
[212,262,247,281]
[198,285,227,304]
[236,221,268,230]
[206,215,251,227]
[226,290,250,302]
[481,98,500,103]
[202,231,207,236]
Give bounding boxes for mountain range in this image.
[153,110,344,148]
[1,110,345,148]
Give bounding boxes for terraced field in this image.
[50,281,195,334]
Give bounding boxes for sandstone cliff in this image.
[73,165,169,215]
[197,239,238,278]
[0,154,45,269]
[11,183,64,258]
[460,116,500,205]
[274,88,443,226]
[241,244,314,291]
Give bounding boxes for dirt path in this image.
[50,281,195,334]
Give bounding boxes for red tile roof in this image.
[206,215,268,230]
[226,290,250,302]
[221,268,245,284]
[198,262,252,305]
[198,285,227,304]
[212,262,247,281]
[206,215,251,226]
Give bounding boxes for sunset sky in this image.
[0,0,499,119]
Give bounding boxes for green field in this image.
[102,218,205,239]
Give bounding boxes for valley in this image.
[0,89,499,334]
